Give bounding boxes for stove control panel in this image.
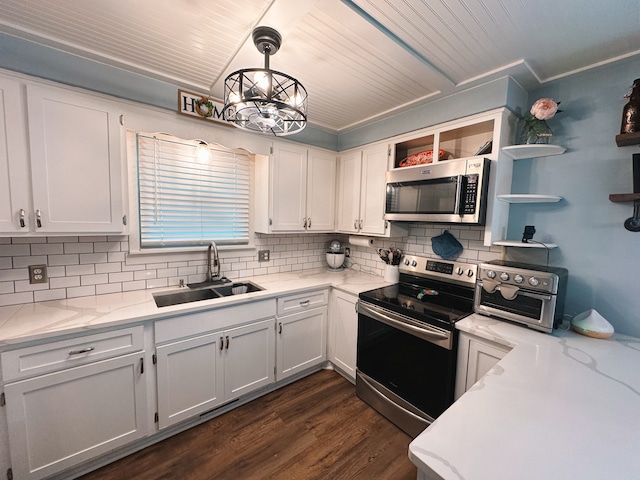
[479,261,567,294]
[400,255,477,286]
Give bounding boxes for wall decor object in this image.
[178,90,228,126]
[616,79,640,146]
[518,98,561,144]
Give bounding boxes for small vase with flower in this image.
[519,98,561,144]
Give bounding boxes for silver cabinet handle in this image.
[308,218,311,228]
[225,335,230,350]
[219,336,224,350]
[299,299,311,306]
[36,209,42,228]
[359,219,363,230]
[19,209,26,228]
[69,346,95,355]
[278,322,282,334]
[303,217,307,229]
[354,219,358,230]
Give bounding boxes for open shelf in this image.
[493,241,558,249]
[615,131,640,147]
[501,144,566,160]
[609,193,640,202]
[497,194,563,203]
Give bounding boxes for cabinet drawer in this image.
[1,326,144,382]
[277,289,329,316]
[154,299,277,344]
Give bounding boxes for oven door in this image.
[474,281,558,332]
[356,300,457,437]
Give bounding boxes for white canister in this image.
[384,264,400,283]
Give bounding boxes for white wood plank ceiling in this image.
[0,0,639,133]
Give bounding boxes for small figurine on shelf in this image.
[519,98,562,144]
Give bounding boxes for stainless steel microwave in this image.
[384,157,490,224]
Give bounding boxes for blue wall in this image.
[508,55,640,337]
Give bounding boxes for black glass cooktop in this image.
[359,275,475,329]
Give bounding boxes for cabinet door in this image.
[270,142,307,231]
[359,144,389,235]
[336,150,362,233]
[329,290,358,381]
[4,352,147,480]
[26,84,125,233]
[223,319,276,399]
[276,307,327,381]
[156,333,224,429]
[306,149,336,232]
[466,338,509,389]
[455,332,510,399]
[0,76,30,233]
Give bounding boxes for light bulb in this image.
[228,91,240,103]
[195,142,211,163]
[253,71,270,90]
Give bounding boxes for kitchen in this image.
[1,0,640,479]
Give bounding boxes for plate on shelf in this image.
[497,194,563,203]
[398,149,445,167]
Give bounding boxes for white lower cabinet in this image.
[3,351,147,480]
[328,289,358,381]
[276,289,328,381]
[154,302,276,430]
[455,331,511,400]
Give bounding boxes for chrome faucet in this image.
[206,241,220,282]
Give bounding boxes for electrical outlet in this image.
[345,247,351,258]
[28,265,48,284]
[258,250,270,262]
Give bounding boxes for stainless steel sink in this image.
[210,282,263,297]
[153,282,264,307]
[153,288,221,307]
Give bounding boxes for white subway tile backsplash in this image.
[48,254,80,266]
[81,274,109,286]
[0,227,490,306]
[66,264,95,276]
[12,256,48,268]
[67,285,96,298]
[31,243,64,255]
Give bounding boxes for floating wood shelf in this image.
[609,193,640,202]
[615,132,640,147]
[493,241,558,249]
[501,144,566,160]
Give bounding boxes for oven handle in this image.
[494,285,552,301]
[357,301,452,349]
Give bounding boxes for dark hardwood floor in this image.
[79,369,416,480]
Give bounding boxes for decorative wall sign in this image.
[178,89,229,126]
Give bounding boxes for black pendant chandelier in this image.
[223,26,307,136]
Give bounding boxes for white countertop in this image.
[409,314,640,480]
[0,268,387,347]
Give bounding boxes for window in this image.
[136,133,251,249]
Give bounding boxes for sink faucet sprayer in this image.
[206,241,220,282]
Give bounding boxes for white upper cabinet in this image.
[255,142,336,233]
[0,73,126,235]
[25,83,126,234]
[336,143,406,237]
[0,76,30,233]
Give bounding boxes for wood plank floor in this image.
[79,369,416,480]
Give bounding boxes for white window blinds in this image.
[137,133,251,248]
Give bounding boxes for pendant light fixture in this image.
[223,26,307,136]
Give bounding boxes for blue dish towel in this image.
[431,230,463,260]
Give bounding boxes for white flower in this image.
[530,98,560,120]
